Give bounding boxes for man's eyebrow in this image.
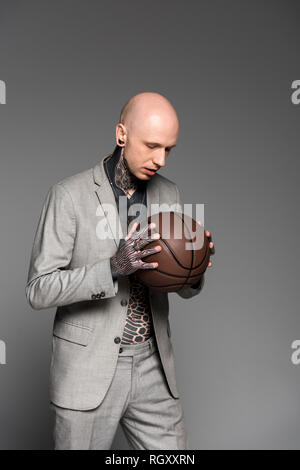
[146,142,177,148]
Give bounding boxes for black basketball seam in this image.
[141,281,198,289]
[175,211,194,290]
[140,211,207,290]
[153,264,208,279]
[155,237,202,287]
[138,241,209,288]
[155,235,209,278]
[176,212,210,286]
[158,238,190,269]
[157,212,204,269]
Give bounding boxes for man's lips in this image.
[143,167,158,175]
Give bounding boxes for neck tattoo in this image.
[115,150,139,198]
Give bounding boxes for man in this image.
[25,92,215,450]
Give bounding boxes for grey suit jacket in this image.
[25,151,205,410]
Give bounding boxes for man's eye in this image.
[147,145,171,151]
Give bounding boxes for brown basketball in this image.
[134,211,210,292]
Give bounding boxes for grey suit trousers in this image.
[50,336,188,450]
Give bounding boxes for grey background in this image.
[0,0,299,450]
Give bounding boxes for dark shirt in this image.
[104,144,154,345]
[104,144,147,229]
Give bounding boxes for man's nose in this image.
[153,152,166,168]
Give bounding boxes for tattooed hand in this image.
[110,221,162,278]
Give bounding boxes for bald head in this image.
[116,92,179,181]
[119,92,179,133]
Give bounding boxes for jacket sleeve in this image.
[174,184,205,299]
[25,182,118,310]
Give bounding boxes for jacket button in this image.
[121,299,127,306]
[91,294,96,300]
[96,293,101,299]
[119,347,123,353]
[114,337,121,344]
[100,291,105,298]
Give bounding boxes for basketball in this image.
[134,211,210,292]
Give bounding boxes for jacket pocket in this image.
[53,320,92,346]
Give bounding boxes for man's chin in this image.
[136,170,151,180]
